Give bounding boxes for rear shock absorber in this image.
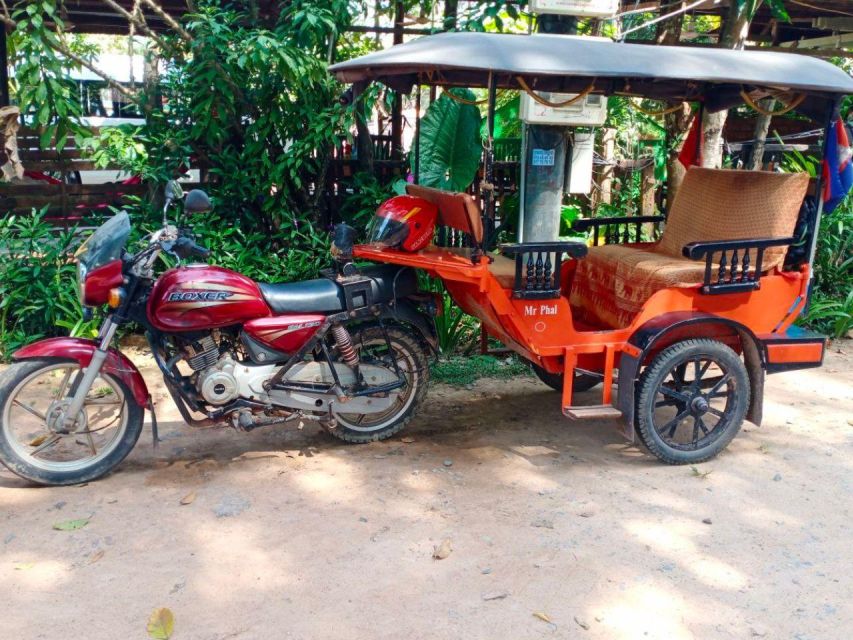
[331,324,363,385]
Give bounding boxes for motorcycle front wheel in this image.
[328,324,430,444]
[0,359,144,486]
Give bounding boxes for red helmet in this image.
[367,195,437,252]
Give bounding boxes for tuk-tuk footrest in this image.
[563,405,623,420]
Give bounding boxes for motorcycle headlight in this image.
[76,261,88,307]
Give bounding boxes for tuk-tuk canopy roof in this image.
[330,32,853,104]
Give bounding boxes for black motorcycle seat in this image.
[259,264,418,314]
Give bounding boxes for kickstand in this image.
[321,402,338,432]
[147,397,160,448]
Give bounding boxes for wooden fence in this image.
[2,127,148,224]
[2,124,526,228]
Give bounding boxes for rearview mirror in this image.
[164,180,184,203]
[184,189,212,214]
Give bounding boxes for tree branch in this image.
[0,8,133,100]
[52,41,137,99]
[104,0,254,116]
[98,0,178,56]
[140,0,192,43]
[0,4,14,28]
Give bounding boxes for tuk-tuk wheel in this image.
[635,338,750,465]
[531,364,599,394]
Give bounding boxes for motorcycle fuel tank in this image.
[148,265,271,332]
[243,315,325,353]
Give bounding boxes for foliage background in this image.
[0,0,851,359]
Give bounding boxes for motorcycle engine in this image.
[184,335,240,406]
[196,355,240,405]
[184,335,220,370]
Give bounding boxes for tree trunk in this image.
[655,2,692,204]
[443,0,458,31]
[749,99,775,170]
[664,104,694,208]
[599,127,616,206]
[355,100,375,175]
[702,2,753,168]
[641,162,656,216]
[390,1,404,161]
[701,110,727,169]
[142,46,161,202]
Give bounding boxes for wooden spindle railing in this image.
[500,241,588,300]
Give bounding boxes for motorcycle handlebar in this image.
[173,236,211,260]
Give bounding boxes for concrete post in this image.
[521,125,567,241]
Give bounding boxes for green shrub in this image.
[0,200,335,361]
[804,291,853,339]
[0,210,99,358]
[416,274,482,355]
[191,212,331,284]
[803,197,853,338]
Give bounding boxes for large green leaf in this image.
[764,0,790,22]
[417,90,483,192]
[480,93,521,140]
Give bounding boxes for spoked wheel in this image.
[0,359,144,485]
[635,339,750,465]
[531,363,600,394]
[329,325,429,444]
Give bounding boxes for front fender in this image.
[616,312,765,439]
[13,337,150,407]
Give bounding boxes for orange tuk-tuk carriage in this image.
[329,33,853,464]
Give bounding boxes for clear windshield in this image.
[75,211,131,270]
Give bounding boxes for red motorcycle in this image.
[0,182,435,485]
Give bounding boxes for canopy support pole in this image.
[806,99,840,274]
[390,1,404,162]
[351,81,375,175]
[481,72,497,255]
[414,84,421,184]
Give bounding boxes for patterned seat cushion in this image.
[570,244,707,329]
[570,168,809,329]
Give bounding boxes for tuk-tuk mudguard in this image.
[13,337,150,407]
[381,299,438,353]
[617,312,765,439]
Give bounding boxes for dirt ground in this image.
[1,343,852,640]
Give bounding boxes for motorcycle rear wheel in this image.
[329,324,429,444]
[531,364,600,394]
[0,359,144,486]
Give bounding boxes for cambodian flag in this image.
[821,119,853,214]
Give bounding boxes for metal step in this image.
[563,405,623,420]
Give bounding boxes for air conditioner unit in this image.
[567,132,595,194]
[520,92,608,127]
[529,0,619,18]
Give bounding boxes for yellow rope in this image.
[516,76,595,108]
[740,87,807,116]
[441,88,488,105]
[629,99,686,116]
